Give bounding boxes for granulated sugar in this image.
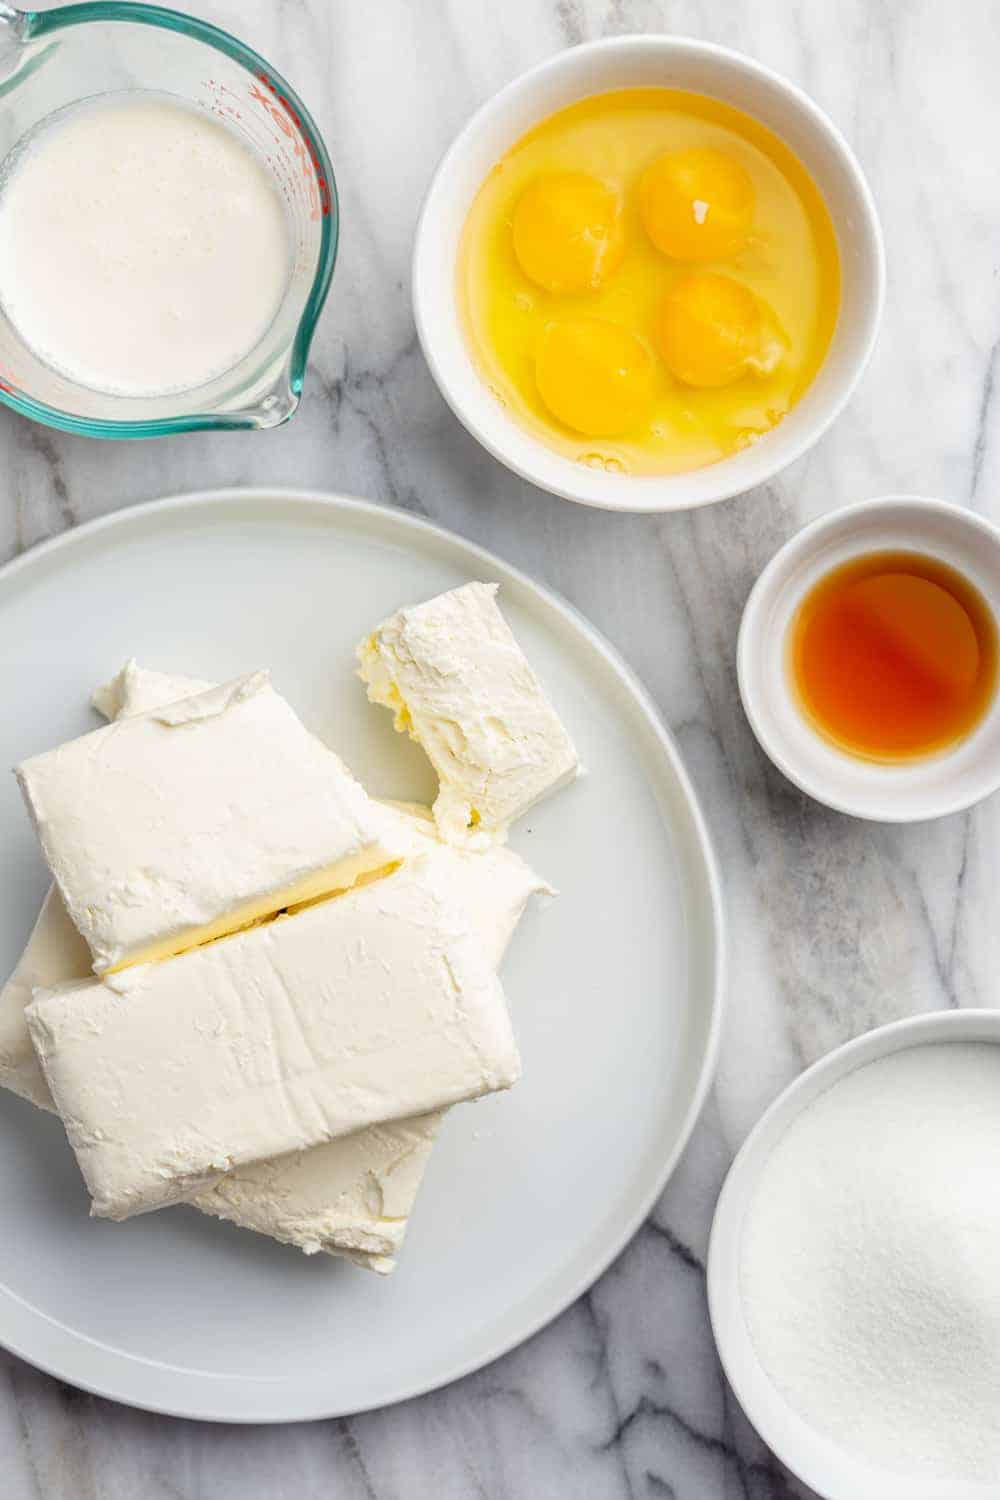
[740,1042,1000,1481]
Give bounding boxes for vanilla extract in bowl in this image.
[789,550,999,762]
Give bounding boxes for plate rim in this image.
[0,485,725,1422]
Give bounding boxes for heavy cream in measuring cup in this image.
[0,92,291,397]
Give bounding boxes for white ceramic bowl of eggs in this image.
[412,34,885,512]
[708,1007,1000,1500]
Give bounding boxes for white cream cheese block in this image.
[26,854,522,1221]
[15,671,401,972]
[0,809,545,1267]
[193,1111,444,1273]
[3,810,544,1268]
[358,581,579,844]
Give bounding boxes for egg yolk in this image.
[658,272,769,388]
[639,148,754,262]
[535,317,654,436]
[512,172,625,294]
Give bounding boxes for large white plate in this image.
[0,489,723,1422]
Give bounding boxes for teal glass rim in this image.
[0,0,339,439]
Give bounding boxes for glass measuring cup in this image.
[0,2,337,437]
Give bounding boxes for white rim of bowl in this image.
[707,1007,1000,1500]
[412,34,886,513]
[737,494,1000,822]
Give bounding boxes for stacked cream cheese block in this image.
[1,583,579,1272]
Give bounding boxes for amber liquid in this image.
[790,551,999,761]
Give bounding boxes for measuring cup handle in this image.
[0,4,27,46]
[0,6,37,89]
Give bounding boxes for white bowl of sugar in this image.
[708,1009,1000,1500]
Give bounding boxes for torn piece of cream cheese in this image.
[358,582,579,846]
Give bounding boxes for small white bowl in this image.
[412,35,885,513]
[738,495,1000,820]
[708,1008,1000,1500]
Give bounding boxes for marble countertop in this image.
[4,0,998,1495]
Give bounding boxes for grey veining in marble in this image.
[3,0,999,1495]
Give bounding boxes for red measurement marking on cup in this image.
[250,75,330,219]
